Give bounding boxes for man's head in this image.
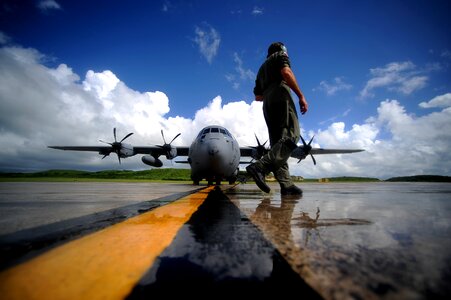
[267,42,287,58]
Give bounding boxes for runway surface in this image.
[0,181,450,299]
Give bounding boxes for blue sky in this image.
[1,0,450,178]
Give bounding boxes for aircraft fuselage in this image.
[188,126,240,185]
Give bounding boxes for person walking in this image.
[246,42,308,195]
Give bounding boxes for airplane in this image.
[48,125,364,185]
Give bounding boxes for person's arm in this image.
[281,66,308,114]
[253,79,264,101]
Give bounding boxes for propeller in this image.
[249,133,269,162]
[157,129,181,159]
[99,127,134,164]
[299,135,316,165]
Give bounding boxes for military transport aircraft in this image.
[48,126,364,185]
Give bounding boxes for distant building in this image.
[266,174,304,182]
[292,176,304,182]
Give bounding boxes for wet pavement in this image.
[226,183,451,299]
[127,186,321,298]
[0,181,450,299]
[0,182,202,235]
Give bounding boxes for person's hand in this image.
[255,95,264,102]
[299,99,308,114]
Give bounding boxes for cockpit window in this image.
[219,129,226,134]
[202,128,210,134]
[211,128,219,133]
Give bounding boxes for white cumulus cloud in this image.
[293,98,451,179]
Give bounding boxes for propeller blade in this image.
[300,135,307,146]
[161,130,167,144]
[300,135,314,151]
[169,133,181,145]
[98,128,131,165]
[254,134,268,147]
[310,154,317,165]
[250,134,270,160]
[116,151,121,164]
[255,134,261,146]
[99,140,113,146]
[120,132,134,143]
[298,134,317,165]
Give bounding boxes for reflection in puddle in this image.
[227,183,451,300]
[250,196,372,248]
[294,209,371,228]
[231,193,374,299]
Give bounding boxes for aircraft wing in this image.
[48,146,112,154]
[133,146,190,157]
[310,148,365,155]
[239,147,256,157]
[49,145,171,155]
[291,146,364,164]
[48,128,190,166]
[172,147,190,157]
[239,143,364,165]
[49,145,190,157]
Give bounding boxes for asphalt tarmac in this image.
[0,181,450,299]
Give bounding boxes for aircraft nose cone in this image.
[208,141,220,156]
[208,146,219,156]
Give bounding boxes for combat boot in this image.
[281,185,303,195]
[246,163,271,193]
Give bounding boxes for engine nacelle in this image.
[120,143,134,157]
[165,146,177,160]
[141,155,163,167]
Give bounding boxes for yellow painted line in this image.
[0,186,213,300]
